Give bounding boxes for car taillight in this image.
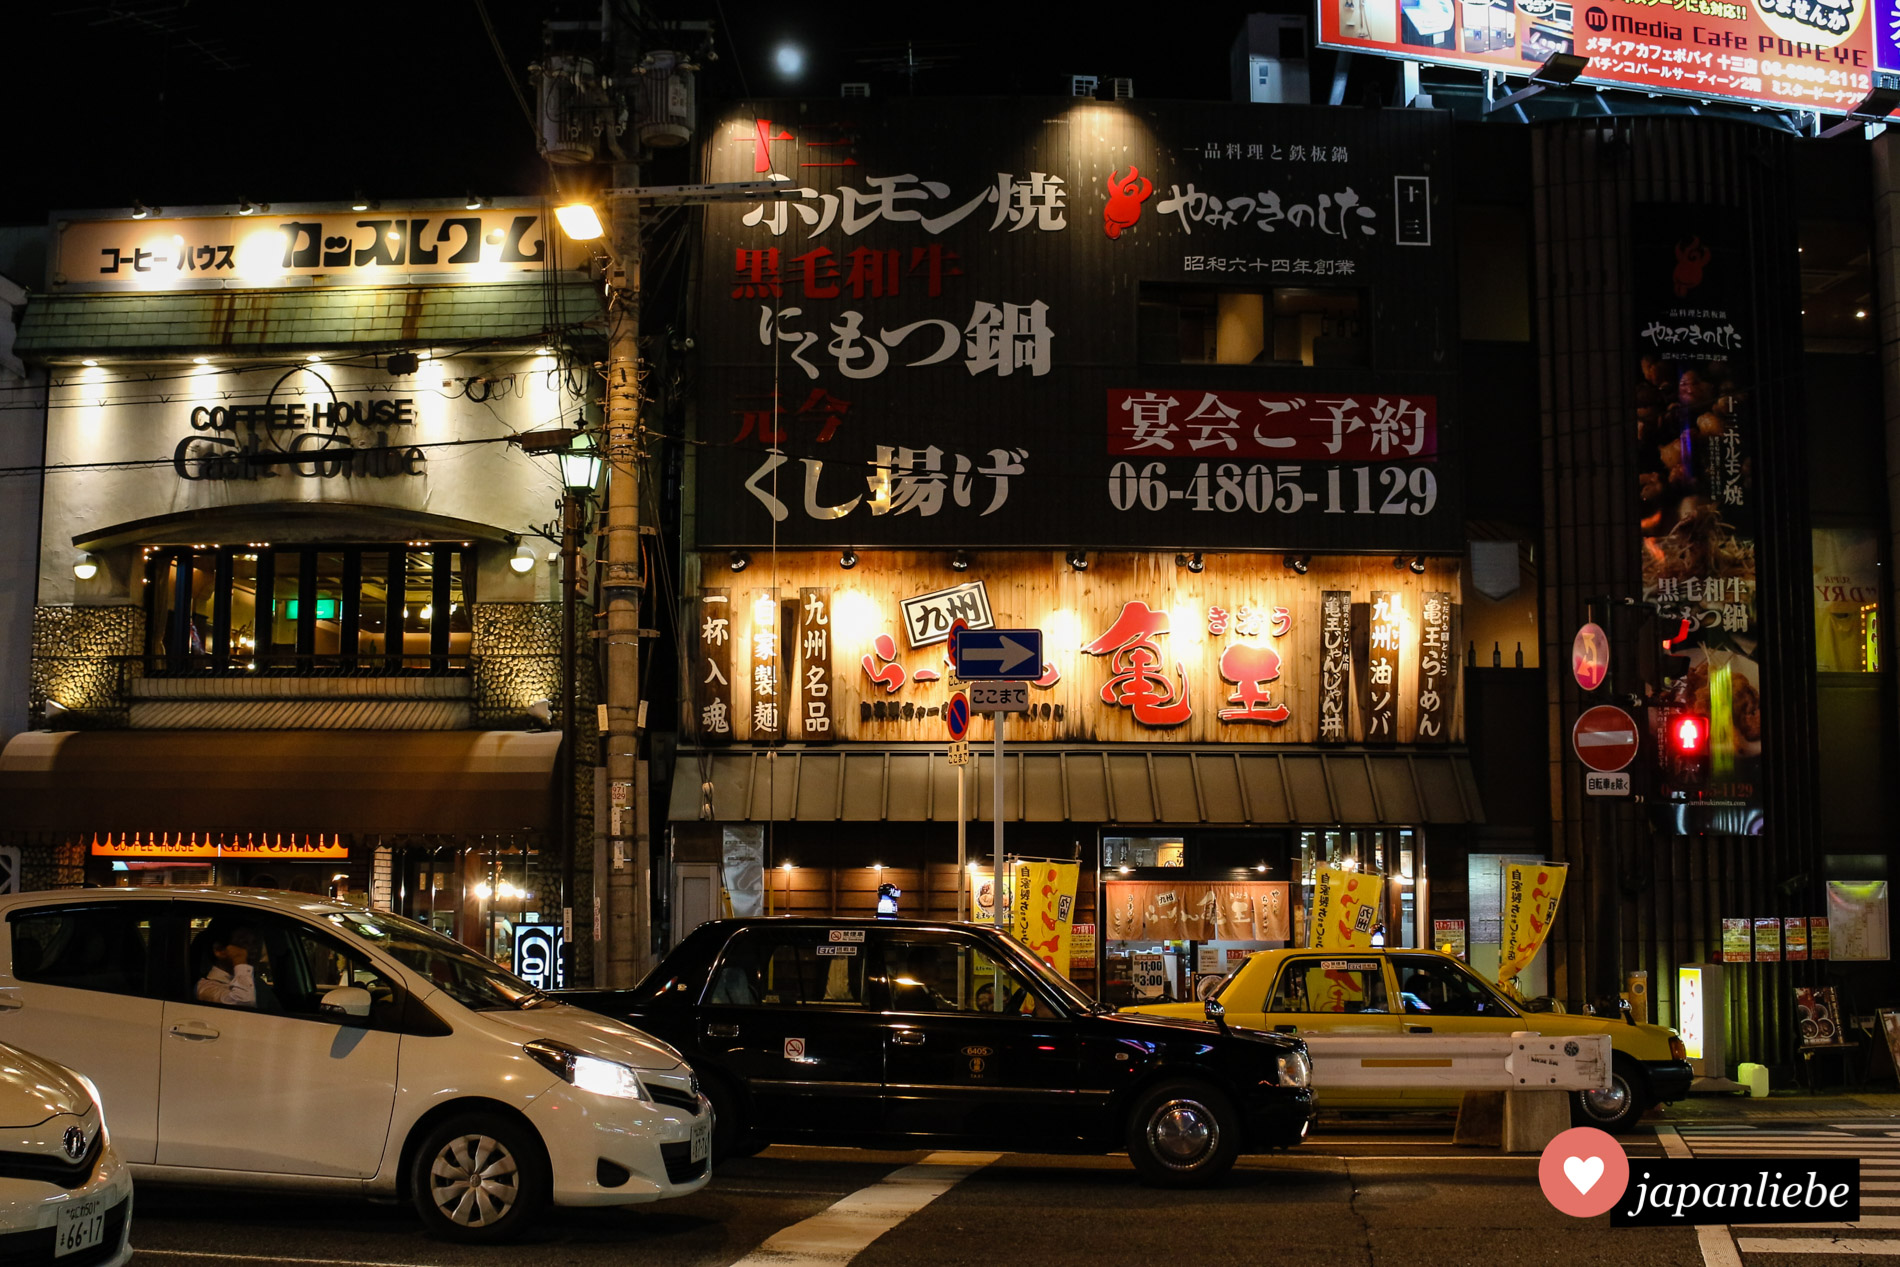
[1669,1036,1686,1061]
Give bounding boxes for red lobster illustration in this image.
[1673,236,1712,298]
[1103,165,1153,239]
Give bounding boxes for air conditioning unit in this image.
[1071,74,1099,98]
[1230,13,1311,104]
[1110,77,1134,99]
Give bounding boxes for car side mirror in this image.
[1204,999,1227,1028]
[321,985,373,1023]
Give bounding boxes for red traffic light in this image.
[1673,713,1706,753]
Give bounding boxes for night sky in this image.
[12,0,1253,225]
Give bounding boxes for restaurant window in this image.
[144,542,476,675]
[1139,285,1366,367]
[1103,836,1185,870]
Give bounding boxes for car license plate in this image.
[690,1115,710,1164]
[54,1196,106,1258]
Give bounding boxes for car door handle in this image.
[169,1022,220,1041]
[1405,1024,1433,1033]
[706,1023,739,1038]
[893,1031,925,1046]
[1274,1024,1297,1034]
[0,996,22,1012]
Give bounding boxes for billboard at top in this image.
[1315,0,1873,114]
[694,99,1461,552]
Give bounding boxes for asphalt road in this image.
[124,1121,1750,1267]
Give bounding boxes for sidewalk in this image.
[1655,1088,1900,1121]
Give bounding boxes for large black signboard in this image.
[695,99,1460,550]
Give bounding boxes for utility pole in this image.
[602,11,648,988]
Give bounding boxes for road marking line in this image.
[1733,1237,1900,1255]
[727,1150,999,1266]
[1658,1127,1745,1267]
[1697,1226,1745,1267]
[135,1253,441,1267]
[1744,1218,1900,1229]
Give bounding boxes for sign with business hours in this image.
[1131,954,1170,997]
[1573,622,1610,692]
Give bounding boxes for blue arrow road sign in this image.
[951,628,1043,680]
[945,691,970,740]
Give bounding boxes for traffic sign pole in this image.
[994,707,1006,991]
[957,761,966,920]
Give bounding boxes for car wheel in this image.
[1572,1055,1649,1134]
[1125,1079,1241,1188]
[703,1073,767,1162]
[409,1113,548,1243]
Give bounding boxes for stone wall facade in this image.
[30,604,142,728]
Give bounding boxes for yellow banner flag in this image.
[1499,861,1567,984]
[1308,865,1385,949]
[1012,861,1080,976]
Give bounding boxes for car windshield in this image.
[990,933,1101,1013]
[324,909,552,1012]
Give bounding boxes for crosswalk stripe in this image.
[1733,1237,1900,1255]
[1741,1217,1900,1229]
[726,1151,999,1267]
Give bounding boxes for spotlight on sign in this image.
[840,549,859,570]
[1175,552,1204,573]
[729,550,750,573]
[1409,556,1427,574]
[951,551,971,572]
[1066,550,1089,571]
[1283,554,1310,574]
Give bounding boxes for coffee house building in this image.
[664,97,1508,1003]
[0,199,601,973]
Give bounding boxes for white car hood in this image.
[471,1002,686,1071]
[0,1042,91,1127]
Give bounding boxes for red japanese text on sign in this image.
[1082,601,1193,727]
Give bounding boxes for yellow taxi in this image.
[1121,947,1690,1132]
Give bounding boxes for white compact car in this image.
[0,1040,133,1265]
[0,888,710,1242]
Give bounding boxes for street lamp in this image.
[554,203,605,242]
[556,429,602,986]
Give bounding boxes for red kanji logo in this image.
[1217,643,1290,725]
[1082,601,1192,727]
[862,633,906,694]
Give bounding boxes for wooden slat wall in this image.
[1534,118,1818,1068]
[700,551,1465,747]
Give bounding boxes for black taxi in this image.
[558,917,1314,1187]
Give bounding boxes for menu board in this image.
[1753,916,1781,962]
[1784,916,1809,961]
[1722,917,1752,962]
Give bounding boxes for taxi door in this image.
[695,925,888,1137]
[1387,952,1526,1107]
[1247,953,1402,1109]
[873,930,1083,1147]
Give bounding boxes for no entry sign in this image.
[1572,705,1640,773]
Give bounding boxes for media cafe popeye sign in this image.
[174,397,426,482]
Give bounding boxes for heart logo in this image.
[1539,1127,1628,1217]
[1563,1155,1605,1195]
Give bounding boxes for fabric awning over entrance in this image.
[0,730,561,836]
[667,745,1483,825]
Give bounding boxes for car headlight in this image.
[1277,1050,1311,1089]
[525,1040,647,1101]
